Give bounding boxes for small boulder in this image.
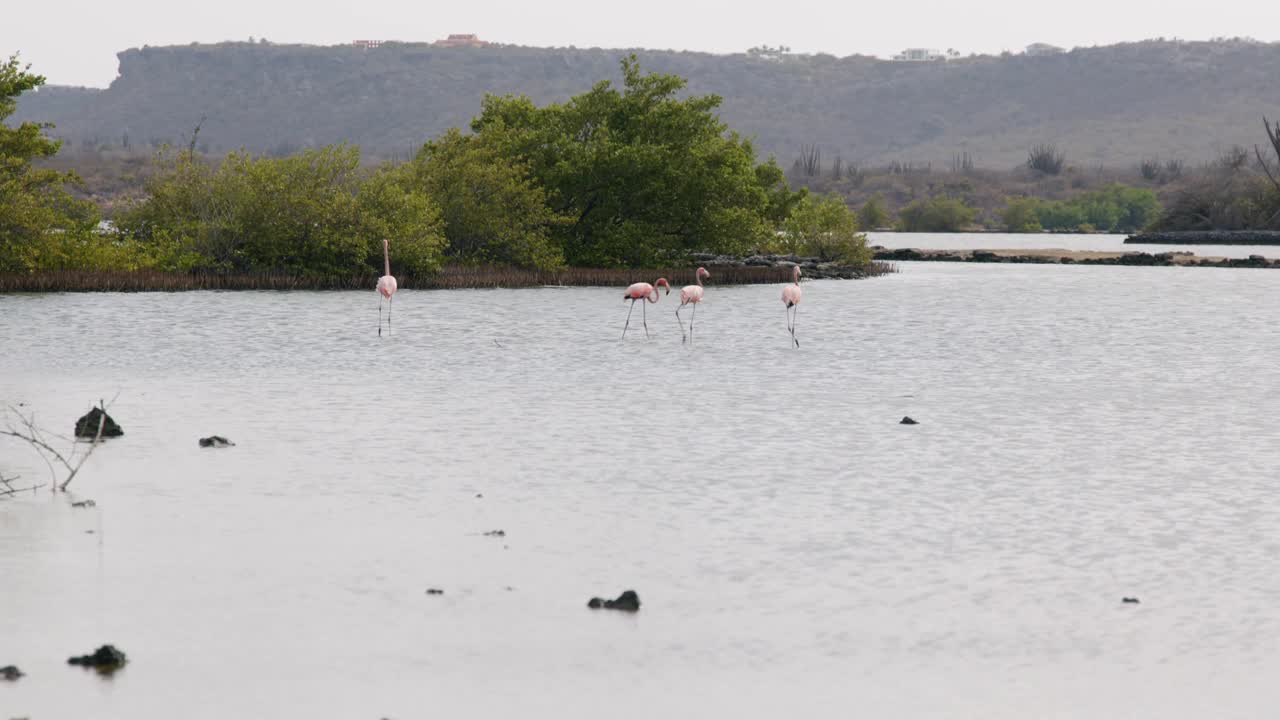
[587,590,641,612]
[425,588,444,595]
[899,416,919,425]
[198,436,235,448]
[1,665,23,680]
[483,530,505,537]
[1122,597,1140,604]
[67,644,127,670]
[74,408,122,439]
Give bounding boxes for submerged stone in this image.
[588,590,641,612]
[74,408,123,438]
[900,416,919,425]
[1122,597,1141,604]
[198,436,235,448]
[1,665,23,680]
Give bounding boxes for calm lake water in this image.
[869,231,1280,259]
[3,261,1280,718]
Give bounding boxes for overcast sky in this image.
[4,0,1278,87]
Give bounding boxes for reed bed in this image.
[0,262,894,293]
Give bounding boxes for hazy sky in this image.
[4,0,1278,87]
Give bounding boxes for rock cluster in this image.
[74,408,123,438]
[872,248,1279,268]
[587,590,641,612]
[1126,230,1280,245]
[690,253,878,279]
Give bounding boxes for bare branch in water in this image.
[2,398,115,493]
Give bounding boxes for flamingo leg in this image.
[690,302,696,346]
[622,299,636,340]
[642,299,649,338]
[791,305,799,348]
[388,295,393,336]
[676,304,686,344]
[378,296,384,337]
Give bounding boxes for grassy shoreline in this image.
[0,262,895,293]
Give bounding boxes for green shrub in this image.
[897,197,976,232]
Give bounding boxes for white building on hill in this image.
[892,48,945,62]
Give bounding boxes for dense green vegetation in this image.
[3,56,851,276]
[897,197,977,232]
[1001,185,1160,232]
[467,57,799,266]
[779,193,870,264]
[0,55,98,272]
[114,144,445,275]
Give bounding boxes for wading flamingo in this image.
[377,238,397,336]
[676,267,710,345]
[621,278,670,339]
[782,265,802,348]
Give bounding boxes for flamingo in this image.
[676,267,710,345]
[621,278,670,339]
[782,265,802,348]
[377,238,397,336]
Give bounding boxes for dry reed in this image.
[0,263,894,293]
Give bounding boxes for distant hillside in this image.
[12,39,1280,168]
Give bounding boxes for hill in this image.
[12,39,1280,168]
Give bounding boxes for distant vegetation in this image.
[1148,119,1280,231]
[13,38,1280,168]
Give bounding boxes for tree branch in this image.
[1,399,113,494]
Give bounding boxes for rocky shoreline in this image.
[690,253,894,279]
[1126,230,1280,245]
[872,247,1280,268]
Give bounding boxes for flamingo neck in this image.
[383,240,391,277]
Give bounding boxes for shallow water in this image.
[3,263,1279,718]
[870,231,1280,259]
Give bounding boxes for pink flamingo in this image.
[376,238,397,336]
[621,278,670,339]
[782,265,802,348]
[676,267,710,345]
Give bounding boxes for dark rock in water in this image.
[425,588,444,595]
[587,589,641,612]
[900,416,919,425]
[1,665,23,680]
[1122,597,1141,604]
[74,407,122,438]
[483,529,505,537]
[71,499,96,508]
[198,436,235,448]
[67,644,127,670]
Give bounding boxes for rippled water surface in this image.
[3,263,1280,718]
[869,231,1280,259]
